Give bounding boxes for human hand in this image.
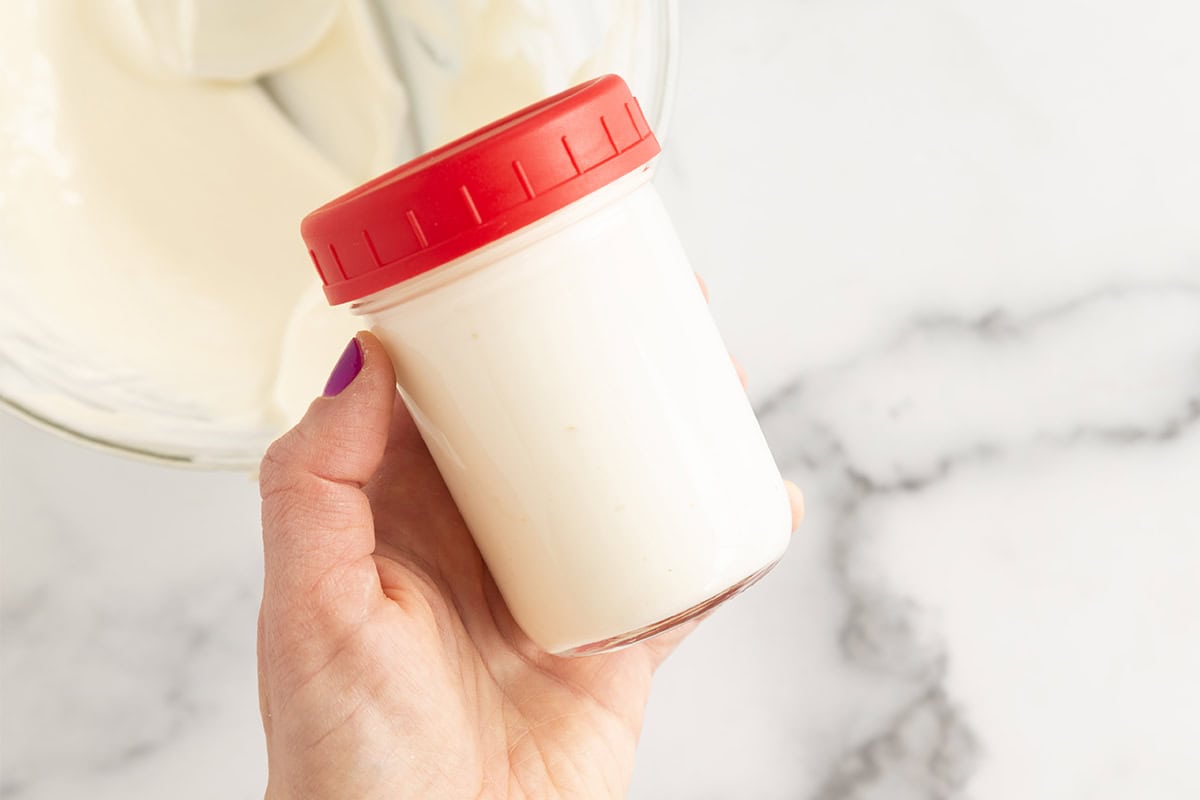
[257,307,804,799]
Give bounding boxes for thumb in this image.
[259,332,396,609]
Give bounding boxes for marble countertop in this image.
[3,1,1199,797]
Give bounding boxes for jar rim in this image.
[303,75,662,307]
[349,163,657,317]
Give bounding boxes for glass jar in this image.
[302,75,790,655]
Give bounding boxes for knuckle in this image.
[259,432,302,498]
[259,454,288,504]
[259,431,331,509]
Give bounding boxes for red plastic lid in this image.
[302,74,660,305]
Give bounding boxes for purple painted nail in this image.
[323,338,363,397]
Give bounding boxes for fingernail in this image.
[323,338,363,397]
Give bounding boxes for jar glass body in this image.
[355,166,790,655]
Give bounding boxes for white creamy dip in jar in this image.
[302,75,790,655]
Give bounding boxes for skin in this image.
[258,301,804,799]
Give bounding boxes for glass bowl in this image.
[0,0,678,469]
